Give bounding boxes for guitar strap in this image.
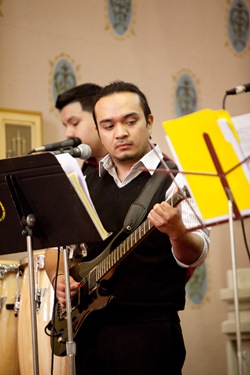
[123,160,177,233]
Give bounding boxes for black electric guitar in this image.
[48,186,190,356]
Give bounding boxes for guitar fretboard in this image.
[92,218,153,285]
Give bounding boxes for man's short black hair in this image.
[93,81,152,125]
[55,83,102,112]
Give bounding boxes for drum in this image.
[0,260,21,375]
[18,251,69,375]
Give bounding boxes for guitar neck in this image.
[84,186,190,290]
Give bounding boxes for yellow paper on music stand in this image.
[162,109,250,226]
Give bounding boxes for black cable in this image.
[222,93,227,110]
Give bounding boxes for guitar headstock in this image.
[169,185,191,207]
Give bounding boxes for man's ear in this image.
[147,114,154,128]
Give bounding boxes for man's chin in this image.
[115,152,137,163]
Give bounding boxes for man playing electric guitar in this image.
[45,81,210,375]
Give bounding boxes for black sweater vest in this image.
[85,163,188,311]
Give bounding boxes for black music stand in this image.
[0,153,103,375]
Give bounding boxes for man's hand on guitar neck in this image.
[147,198,204,266]
[53,274,79,309]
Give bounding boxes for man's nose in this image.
[65,125,75,138]
[115,123,129,138]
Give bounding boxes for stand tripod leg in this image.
[62,247,76,375]
[228,200,244,375]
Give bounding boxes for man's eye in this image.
[125,119,136,125]
[104,124,114,130]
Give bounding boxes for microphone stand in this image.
[228,198,243,375]
[62,247,76,375]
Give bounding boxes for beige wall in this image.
[0,1,250,374]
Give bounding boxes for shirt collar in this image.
[99,144,163,177]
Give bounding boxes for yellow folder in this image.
[162,109,250,226]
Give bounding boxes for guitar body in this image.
[51,287,113,356]
[50,244,117,356]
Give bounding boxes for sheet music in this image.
[54,152,93,200]
[231,113,250,170]
[54,153,109,240]
[217,116,250,184]
[162,109,250,225]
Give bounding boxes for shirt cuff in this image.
[171,231,209,268]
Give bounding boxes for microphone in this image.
[226,83,250,95]
[28,137,81,154]
[53,144,92,160]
